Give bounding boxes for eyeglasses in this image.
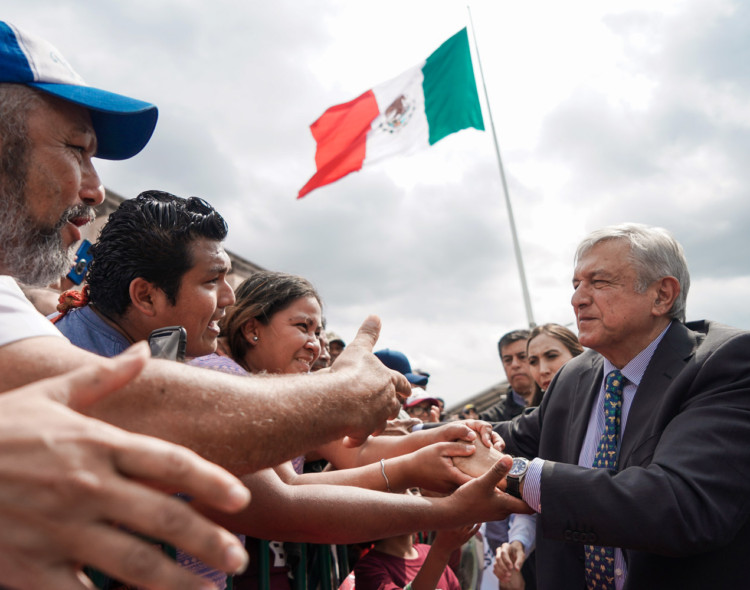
[408,404,432,416]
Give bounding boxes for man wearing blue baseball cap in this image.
[0,21,416,590]
[0,21,157,161]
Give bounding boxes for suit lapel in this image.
[619,322,698,465]
[567,353,603,463]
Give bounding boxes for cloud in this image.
[6,0,750,407]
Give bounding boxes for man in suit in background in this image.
[494,223,750,589]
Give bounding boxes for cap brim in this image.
[404,397,439,409]
[405,373,429,387]
[29,82,158,160]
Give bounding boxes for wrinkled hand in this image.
[0,343,250,590]
[329,316,411,446]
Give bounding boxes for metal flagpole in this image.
[467,5,536,328]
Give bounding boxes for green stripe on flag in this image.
[422,28,484,145]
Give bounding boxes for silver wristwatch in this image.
[506,456,530,499]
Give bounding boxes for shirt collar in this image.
[511,389,528,407]
[603,321,673,387]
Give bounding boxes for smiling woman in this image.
[219,270,323,375]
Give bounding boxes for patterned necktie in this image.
[584,369,624,590]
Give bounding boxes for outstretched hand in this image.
[427,419,503,451]
[432,522,482,555]
[399,441,478,493]
[0,343,250,590]
[439,456,533,528]
[494,540,527,586]
[330,316,411,447]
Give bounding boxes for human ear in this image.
[652,276,680,317]
[128,278,162,318]
[241,319,260,345]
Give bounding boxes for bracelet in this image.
[380,458,393,492]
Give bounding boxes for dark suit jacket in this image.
[479,386,527,423]
[493,320,750,589]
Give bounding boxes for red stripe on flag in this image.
[298,90,380,199]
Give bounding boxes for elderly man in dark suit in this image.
[494,223,750,590]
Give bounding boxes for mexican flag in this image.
[298,28,484,199]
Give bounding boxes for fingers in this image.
[471,421,495,448]
[112,434,250,514]
[68,522,233,590]
[391,371,411,405]
[500,544,515,569]
[85,476,247,581]
[46,342,151,410]
[436,441,477,459]
[440,422,477,443]
[455,522,481,545]
[489,431,504,451]
[481,456,513,489]
[494,433,507,452]
[494,547,512,581]
[349,315,382,351]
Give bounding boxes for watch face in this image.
[509,457,528,476]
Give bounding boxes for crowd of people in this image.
[2,19,750,590]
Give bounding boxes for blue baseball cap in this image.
[374,348,429,387]
[0,21,158,160]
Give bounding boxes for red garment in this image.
[353,543,461,590]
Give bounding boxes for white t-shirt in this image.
[0,276,65,348]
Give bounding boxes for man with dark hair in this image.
[494,223,750,589]
[54,190,234,360]
[0,21,412,589]
[480,329,534,422]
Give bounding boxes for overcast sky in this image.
[8,0,750,408]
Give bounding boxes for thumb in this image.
[49,342,150,410]
[478,455,513,489]
[349,315,381,351]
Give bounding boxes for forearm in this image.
[508,513,536,553]
[409,544,453,590]
[319,429,435,470]
[288,460,391,491]
[289,454,427,492]
[92,360,380,473]
[323,422,482,470]
[207,476,493,544]
[1,337,391,474]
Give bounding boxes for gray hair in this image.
[575,223,690,322]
